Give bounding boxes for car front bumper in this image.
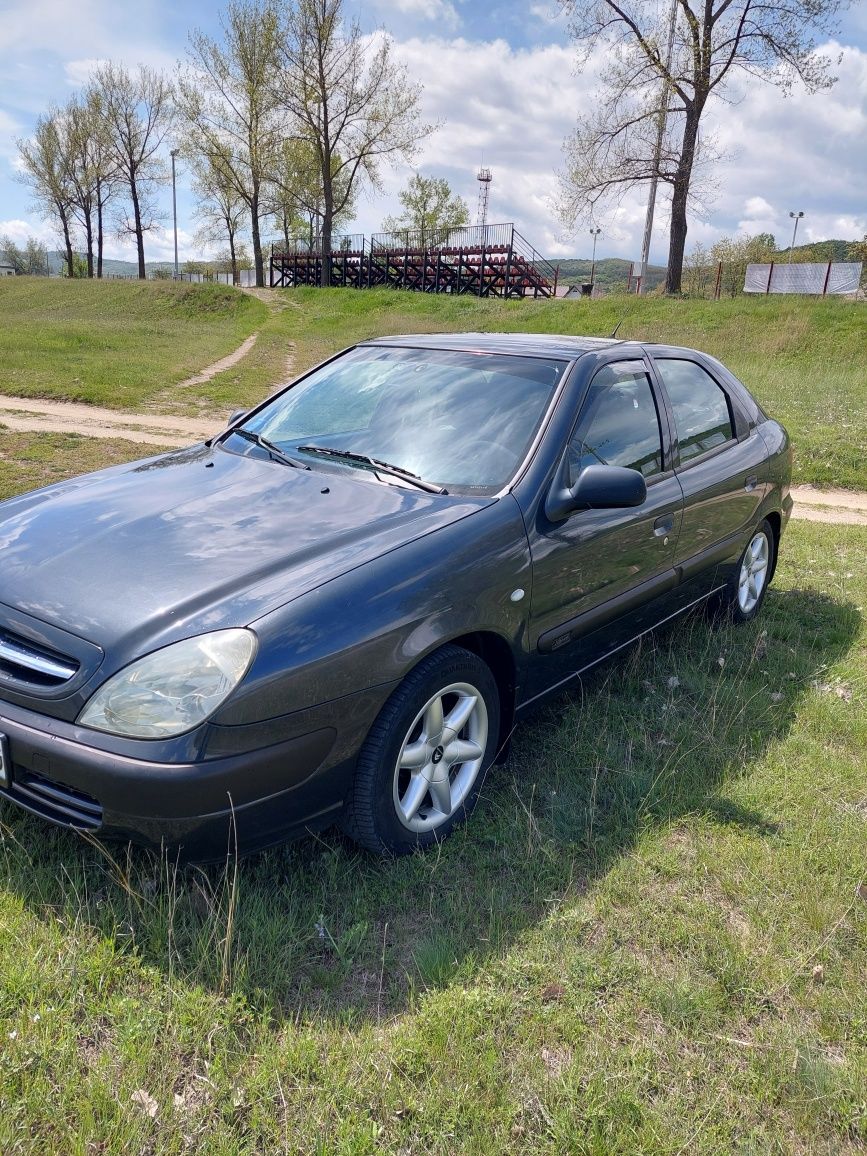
[0,696,354,861]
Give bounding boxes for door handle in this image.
[744,474,758,492]
[653,515,674,538]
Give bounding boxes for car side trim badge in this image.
[510,589,525,602]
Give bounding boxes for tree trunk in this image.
[60,208,74,277]
[665,107,701,295]
[320,176,333,289]
[229,230,238,285]
[96,180,104,279]
[251,187,264,288]
[85,213,94,279]
[129,173,146,279]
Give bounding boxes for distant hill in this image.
[548,257,666,294]
[45,251,176,277]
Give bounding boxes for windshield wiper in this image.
[229,428,309,470]
[297,445,447,494]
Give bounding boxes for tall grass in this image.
[1,522,864,1152]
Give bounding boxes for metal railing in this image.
[370,222,516,254]
[271,234,367,256]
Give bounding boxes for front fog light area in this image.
[78,629,257,739]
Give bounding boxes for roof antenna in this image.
[610,317,627,339]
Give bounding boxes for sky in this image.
[0,0,865,266]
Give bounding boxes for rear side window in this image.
[655,359,733,463]
[568,361,664,483]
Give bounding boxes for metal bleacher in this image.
[270,223,559,299]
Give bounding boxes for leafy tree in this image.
[381,174,469,247]
[94,62,174,279]
[269,137,356,252]
[0,234,49,275]
[557,0,845,293]
[190,152,249,285]
[275,0,434,285]
[61,94,103,277]
[711,233,775,297]
[17,110,78,276]
[179,0,283,287]
[682,241,713,298]
[82,85,121,278]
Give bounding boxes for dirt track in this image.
[0,395,864,524]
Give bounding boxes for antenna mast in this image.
[476,167,492,229]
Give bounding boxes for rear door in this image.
[650,354,769,593]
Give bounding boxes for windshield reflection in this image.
[232,346,568,493]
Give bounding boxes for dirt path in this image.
[1,392,865,522]
[0,396,219,448]
[175,286,298,389]
[177,333,258,388]
[790,485,867,526]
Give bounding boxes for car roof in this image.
[361,332,626,360]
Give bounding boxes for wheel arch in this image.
[441,630,517,762]
[764,509,781,581]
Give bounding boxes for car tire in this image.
[345,645,501,856]
[716,519,776,624]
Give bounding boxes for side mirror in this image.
[545,462,647,522]
[227,408,247,427]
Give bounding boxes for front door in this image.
[524,359,684,702]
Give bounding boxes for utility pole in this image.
[637,0,677,295]
[171,149,180,279]
[589,227,601,290]
[788,210,804,262]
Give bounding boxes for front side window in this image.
[568,362,664,484]
[227,345,568,494]
[654,359,734,463]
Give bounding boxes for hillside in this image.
[551,257,666,293]
[0,278,266,409]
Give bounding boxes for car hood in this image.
[0,443,491,653]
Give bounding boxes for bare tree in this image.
[557,0,844,293]
[190,152,248,284]
[179,0,283,288]
[382,173,469,247]
[16,111,77,276]
[276,0,434,286]
[94,63,174,279]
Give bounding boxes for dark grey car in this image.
[0,333,792,858]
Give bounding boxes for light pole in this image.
[171,149,180,279]
[589,227,602,291]
[788,210,804,262]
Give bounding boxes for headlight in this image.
[78,629,257,739]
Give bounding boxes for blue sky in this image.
[1,0,865,265]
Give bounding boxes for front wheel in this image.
[345,645,501,855]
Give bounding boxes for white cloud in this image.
[0,4,864,267]
[369,0,461,32]
[0,217,58,247]
[344,32,867,262]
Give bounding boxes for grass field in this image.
[0,427,864,1152]
[1,280,863,489]
[0,279,266,410]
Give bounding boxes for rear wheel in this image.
[346,645,500,855]
[717,519,775,623]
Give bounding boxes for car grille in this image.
[0,631,79,690]
[1,767,102,830]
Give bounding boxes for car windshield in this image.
[227,345,569,493]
